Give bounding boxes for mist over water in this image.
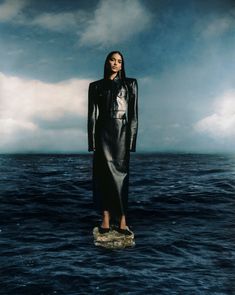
[0,153,235,294]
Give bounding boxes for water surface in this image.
[0,153,235,294]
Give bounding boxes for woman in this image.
[87,51,138,235]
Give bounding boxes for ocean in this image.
[0,153,235,295]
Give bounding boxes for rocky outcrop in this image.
[93,227,135,249]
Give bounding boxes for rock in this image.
[93,226,135,249]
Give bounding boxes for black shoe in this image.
[98,226,110,234]
[117,226,133,236]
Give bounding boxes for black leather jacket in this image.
[87,76,138,152]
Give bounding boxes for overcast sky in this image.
[0,0,235,153]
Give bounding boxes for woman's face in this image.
[108,53,122,73]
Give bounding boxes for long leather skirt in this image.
[92,115,130,220]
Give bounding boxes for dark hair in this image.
[103,51,126,81]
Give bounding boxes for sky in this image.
[0,0,235,154]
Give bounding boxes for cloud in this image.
[203,16,235,38]
[194,90,235,139]
[136,39,235,153]
[0,72,90,153]
[0,0,152,47]
[0,0,28,22]
[31,11,89,32]
[79,0,152,47]
[195,8,235,39]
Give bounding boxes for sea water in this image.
[0,153,235,294]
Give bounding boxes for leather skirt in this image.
[93,113,130,220]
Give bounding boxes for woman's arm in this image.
[87,82,97,152]
[128,79,138,152]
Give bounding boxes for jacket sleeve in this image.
[128,79,138,152]
[87,83,97,152]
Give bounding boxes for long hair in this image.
[103,51,126,81]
